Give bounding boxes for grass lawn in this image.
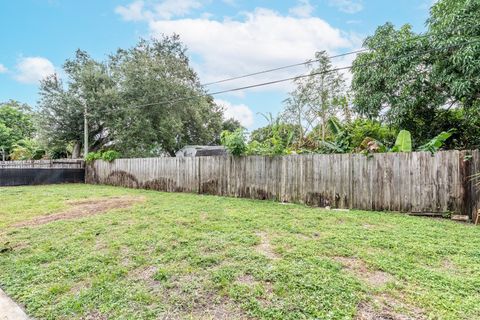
[1,184,479,320]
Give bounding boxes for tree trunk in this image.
[322,121,325,142]
[72,141,81,159]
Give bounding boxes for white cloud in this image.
[289,0,314,18]
[116,0,204,21]
[158,0,203,19]
[115,1,146,21]
[147,8,355,93]
[328,0,363,14]
[0,64,7,73]
[14,57,55,84]
[217,99,254,128]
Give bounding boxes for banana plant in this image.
[319,118,352,153]
[390,130,412,152]
[388,129,453,154]
[418,130,455,154]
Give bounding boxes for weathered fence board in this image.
[86,151,480,219]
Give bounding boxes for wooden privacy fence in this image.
[86,150,480,220]
[0,159,85,186]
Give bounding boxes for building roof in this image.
[175,145,227,157]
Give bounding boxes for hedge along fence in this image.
[86,150,480,221]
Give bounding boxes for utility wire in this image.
[202,49,369,86]
[201,31,445,87]
[129,38,479,109]
[143,30,461,100]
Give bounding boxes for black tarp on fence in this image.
[0,160,85,186]
[0,169,85,186]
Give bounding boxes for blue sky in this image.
[0,0,433,129]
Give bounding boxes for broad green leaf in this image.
[418,130,454,153]
[393,130,412,152]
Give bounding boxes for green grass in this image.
[0,184,479,319]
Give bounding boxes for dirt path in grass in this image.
[255,231,279,260]
[13,196,145,227]
[0,287,30,320]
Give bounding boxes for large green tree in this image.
[107,36,224,157]
[0,101,34,160]
[428,0,480,108]
[352,0,480,148]
[37,51,115,158]
[351,23,443,144]
[37,36,225,158]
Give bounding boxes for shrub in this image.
[85,152,102,163]
[220,129,247,156]
[85,150,120,163]
[345,119,397,149]
[101,150,120,162]
[9,139,45,160]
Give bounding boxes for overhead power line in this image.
[201,31,444,87]
[129,38,479,109]
[202,49,369,86]
[144,30,461,101]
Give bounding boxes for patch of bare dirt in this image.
[356,294,426,320]
[120,246,131,267]
[255,232,279,260]
[163,275,250,319]
[257,280,275,309]
[338,257,426,320]
[14,196,145,227]
[441,259,457,271]
[235,273,275,308]
[235,273,274,305]
[127,267,251,320]
[187,299,249,320]
[334,256,393,287]
[237,274,257,285]
[94,238,108,252]
[69,280,91,295]
[129,265,159,287]
[0,241,29,253]
[81,310,109,320]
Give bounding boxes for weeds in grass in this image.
[0,184,479,319]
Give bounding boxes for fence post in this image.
[469,150,480,221]
[459,150,472,218]
[197,157,201,194]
